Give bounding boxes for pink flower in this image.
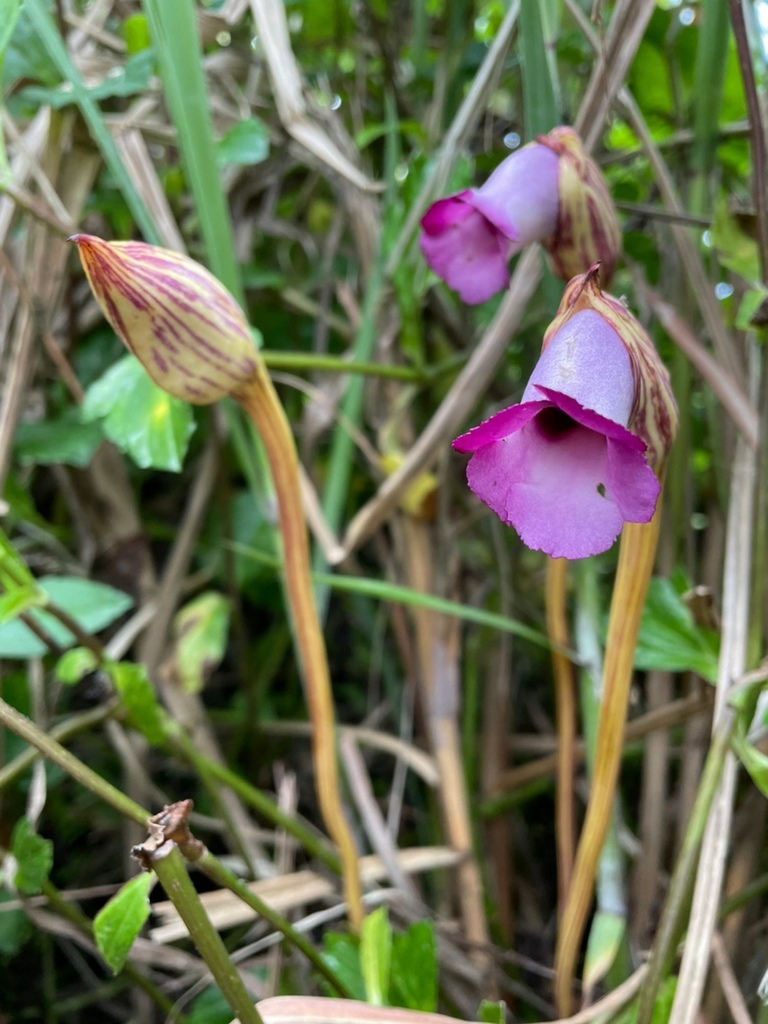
[419,143,559,304]
[452,269,678,559]
[419,127,620,305]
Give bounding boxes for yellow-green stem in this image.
[554,492,664,1015]
[547,556,576,921]
[235,371,364,930]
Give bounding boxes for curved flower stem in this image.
[554,486,665,1015]
[546,556,576,919]
[149,845,264,1024]
[234,370,364,931]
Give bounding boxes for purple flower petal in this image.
[419,202,512,305]
[455,389,659,559]
[418,142,561,304]
[467,143,559,244]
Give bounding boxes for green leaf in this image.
[321,933,366,1001]
[0,892,33,957]
[13,415,103,468]
[20,48,155,108]
[478,1002,506,1024]
[582,911,626,993]
[82,354,195,472]
[94,872,153,974]
[0,576,133,659]
[216,116,270,167]
[55,647,100,684]
[712,199,760,285]
[634,575,719,682]
[107,661,166,746]
[389,920,438,1011]
[173,592,230,694]
[11,817,53,895]
[360,906,392,1006]
[123,14,151,55]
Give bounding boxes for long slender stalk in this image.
[150,846,264,1024]
[235,372,364,930]
[0,697,150,826]
[546,557,576,920]
[555,490,665,1015]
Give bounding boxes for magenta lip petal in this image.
[420,193,475,234]
[605,439,660,521]
[452,401,547,452]
[456,390,660,558]
[418,204,512,305]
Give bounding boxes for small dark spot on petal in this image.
[597,482,606,498]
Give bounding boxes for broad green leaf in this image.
[360,906,392,1006]
[216,116,269,167]
[123,14,151,55]
[390,920,438,1012]
[712,200,760,285]
[582,911,626,993]
[0,576,133,659]
[82,354,195,472]
[0,892,33,957]
[107,661,165,746]
[94,872,153,973]
[187,985,239,1024]
[55,647,99,684]
[11,817,53,894]
[634,575,719,682]
[736,287,768,330]
[20,49,155,108]
[13,415,103,468]
[478,1003,506,1024]
[321,933,366,1001]
[173,591,230,694]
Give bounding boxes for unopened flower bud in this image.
[71,235,261,404]
[452,266,677,559]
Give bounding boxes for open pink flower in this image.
[420,127,620,305]
[452,269,678,559]
[419,143,560,304]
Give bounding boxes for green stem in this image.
[0,700,118,792]
[261,350,428,382]
[150,846,263,1024]
[196,850,354,997]
[0,698,149,826]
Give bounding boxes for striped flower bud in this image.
[540,127,621,287]
[71,235,261,404]
[419,126,620,305]
[452,266,677,559]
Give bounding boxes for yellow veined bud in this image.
[71,235,262,405]
[543,264,678,468]
[540,127,622,287]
